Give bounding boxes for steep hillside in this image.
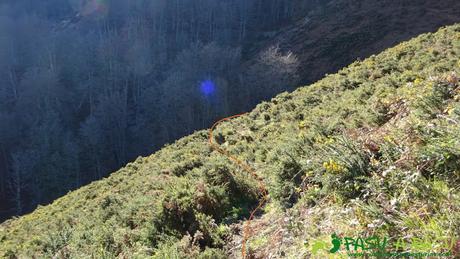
[246,0,460,85]
[1,24,460,258]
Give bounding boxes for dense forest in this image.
[0,0,330,221]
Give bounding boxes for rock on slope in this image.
[1,24,460,258]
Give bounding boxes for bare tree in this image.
[246,45,299,101]
[9,150,37,215]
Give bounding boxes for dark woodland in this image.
[0,0,311,222]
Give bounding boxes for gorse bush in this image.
[271,155,304,208]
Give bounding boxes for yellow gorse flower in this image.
[414,77,423,85]
[323,159,345,173]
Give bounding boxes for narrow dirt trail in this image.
[208,113,269,258]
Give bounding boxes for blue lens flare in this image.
[200,79,216,96]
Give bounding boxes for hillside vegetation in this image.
[1,24,460,258]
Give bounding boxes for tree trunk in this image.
[8,67,18,100]
[0,145,8,196]
[12,169,22,215]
